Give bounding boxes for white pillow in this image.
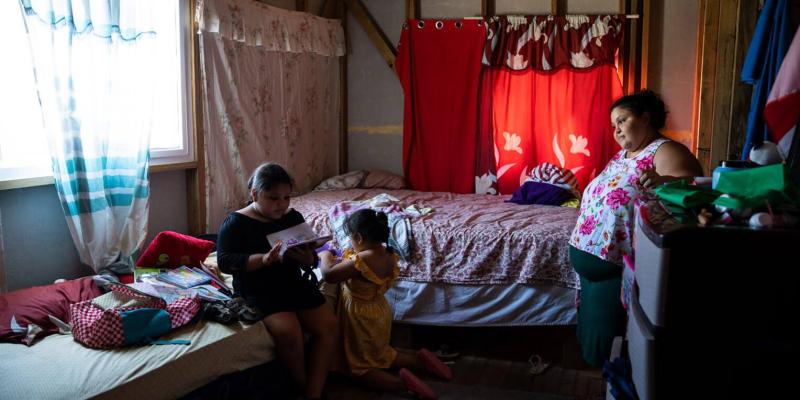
[313,170,367,191]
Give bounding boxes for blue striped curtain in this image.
[21,0,161,272]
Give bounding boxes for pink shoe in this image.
[399,368,437,399]
[419,348,453,381]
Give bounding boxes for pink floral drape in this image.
[197,0,345,231]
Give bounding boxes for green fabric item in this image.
[654,180,721,209]
[713,164,799,209]
[569,246,626,368]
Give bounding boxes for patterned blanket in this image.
[327,193,431,261]
[292,189,579,288]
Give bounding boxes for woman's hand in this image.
[201,260,222,278]
[318,250,336,264]
[261,241,282,266]
[283,244,316,266]
[638,168,667,189]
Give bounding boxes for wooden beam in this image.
[405,0,419,20]
[624,0,641,94]
[727,0,758,160]
[640,0,650,89]
[339,0,348,173]
[697,0,721,172]
[482,0,494,17]
[708,0,739,170]
[345,0,396,70]
[691,0,707,154]
[187,0,207,235]
[552,0,567,15]
[321,0,338,18]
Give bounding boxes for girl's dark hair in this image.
[344,209,390,244]
[248,163,294,193]
[610,89,668,130]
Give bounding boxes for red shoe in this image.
[419,348,453,381]
[399,368,437,399]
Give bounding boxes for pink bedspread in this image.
[292,189,579,288]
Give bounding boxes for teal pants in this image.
[569,246,626,367]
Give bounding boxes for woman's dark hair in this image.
[610,89,668,130]
[247,163,294,193]
[344,209,390,244]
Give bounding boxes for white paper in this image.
[266,222,331,249]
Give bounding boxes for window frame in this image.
[0,0,195,190]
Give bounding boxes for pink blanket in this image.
[293,189,579,288]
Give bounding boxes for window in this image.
[0,0,193,185]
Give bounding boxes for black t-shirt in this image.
[216,209,323,313]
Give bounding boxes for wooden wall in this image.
[696,0,800,173]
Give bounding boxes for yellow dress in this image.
[338,248,400,375]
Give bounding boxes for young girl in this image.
[318,209,452,399]
[217,163,338,400]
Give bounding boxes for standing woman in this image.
[569,90,703,367]
[217,163,338,400]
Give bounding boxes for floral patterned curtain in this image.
[197,0,345,232]
[475,15,625,194]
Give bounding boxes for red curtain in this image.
[475,15,625,194]
[487,65,623,194]
[396,19,486,193]
[397,15,625,195]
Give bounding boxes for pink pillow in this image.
[361,170,406,190]
[136,231,215,268]
[0,277,102,345]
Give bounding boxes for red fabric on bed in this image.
[396,19,486,194]
[0,277,102,345]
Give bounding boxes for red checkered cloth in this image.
[70,284,199,349]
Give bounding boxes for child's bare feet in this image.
[419,348,453,381]
[399,368,437,399]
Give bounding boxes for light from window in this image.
[0,0,191,184]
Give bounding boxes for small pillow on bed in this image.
[313,170,367,191]
[0,277,102,345]
[135,231,215,268]
[361,170,406,190]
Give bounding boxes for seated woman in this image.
[569,90,703,367]
[216,163,338,400]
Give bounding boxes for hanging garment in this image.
[763,26,800,160]
[741,0,792,159]
[396,19,487,193]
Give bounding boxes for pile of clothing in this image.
[507,162,582,207]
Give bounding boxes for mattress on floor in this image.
[0,317,274,400]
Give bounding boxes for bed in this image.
[293,188,580,327]
[0,275,275,400]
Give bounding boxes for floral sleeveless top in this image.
[569,138,670,265]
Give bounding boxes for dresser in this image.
[624,204,800,399]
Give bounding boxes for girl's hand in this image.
[318,250,337,264]
[262,241,282,266]
[283,244,316,266]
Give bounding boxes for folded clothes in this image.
[507,181,575,206]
